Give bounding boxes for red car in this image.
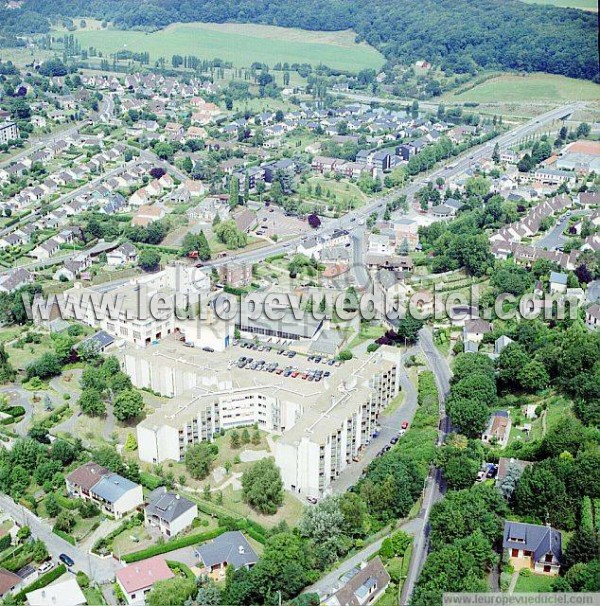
[401,421,409,430]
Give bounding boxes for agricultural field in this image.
[72,22,385,72]
[447,73,600,104]
[520,0,597,10]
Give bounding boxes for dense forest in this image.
[7,0,600,82]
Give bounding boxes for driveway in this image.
[0,494,122,584]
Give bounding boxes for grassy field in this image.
[520,0,597,10]
[72,22,384,72]
[448,73,600,104]
[514,571,556,592]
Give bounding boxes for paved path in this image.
[508,571,520,593]
[0,494,122,584]
[306,517,423,598]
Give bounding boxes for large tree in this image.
[184,441,218,480]
[241,458,283,515]
[113,390,144,422]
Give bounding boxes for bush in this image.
[0,534,12,551]
[122,528,226,563]
[52,528,76,545]
[139,472,163,490]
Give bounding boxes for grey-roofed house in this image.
[324,557,390,606]
[76,330,115,354]
[145,487,198,537]
[503,521,562,575]
[89,472,143,518]
[549,271,568,294]
[194,531,258,577]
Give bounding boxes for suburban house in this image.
[0,568,21,599]
[144,487,198,537]
[218,262,253,288]
[549,271,568,295]
[106,243,139,266]
[25,577,86,606]
[496,457,532,484]
[324,557,391,606]
[132,205,165,227]
[194,531,258,578]
[463,319,492,344]
[482,411,511,448]
[0,268,33,293]
[586,304,600,330]
[503,521,562,575]
[30,238,60,261]
[66,462,143,518]
[116,556,174,604]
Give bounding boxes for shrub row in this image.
[122,527,226,563]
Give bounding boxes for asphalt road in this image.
[399,327,452,604]
[198,102,580,273]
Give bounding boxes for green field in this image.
[72,22,384,72]
[448,73,600,104]
[514,572,556,592]
[520,0,597,10]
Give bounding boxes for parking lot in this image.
[255,207,311,238]
[232,340,340,382]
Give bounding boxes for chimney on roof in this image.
[238,545,245,554]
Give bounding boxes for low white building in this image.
[25,577,86,606]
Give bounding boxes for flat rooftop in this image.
[131,340,399,443]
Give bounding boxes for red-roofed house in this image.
[116,556,174,604]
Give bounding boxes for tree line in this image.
[16,0,600,81]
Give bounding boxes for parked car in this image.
[38,561,54,574]
[59,554,74,567]
[390,436,398,445]
[202,346,215,352]
[401,421,409,430]
[306,496,318,505]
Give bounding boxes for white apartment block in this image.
[128,344,401,496]
[0,122,19,145]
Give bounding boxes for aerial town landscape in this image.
[0,1,596,605]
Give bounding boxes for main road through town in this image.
[201,102,582,271]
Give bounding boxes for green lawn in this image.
[72,22,384,72]
[448,73,600,103]
[514,571,556,592]
[520,0,597,10]
[83,587,106,605]
[348,323,386,350]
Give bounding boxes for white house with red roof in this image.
[116,556,174,604]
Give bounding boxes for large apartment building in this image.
[127,343,401,495]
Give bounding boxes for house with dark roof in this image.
[503,521,562,575]
[144,487,197,537]
[194,531,258,578]
[463,319,492,344]
[324,557,390,606]
[75,330,115,355]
